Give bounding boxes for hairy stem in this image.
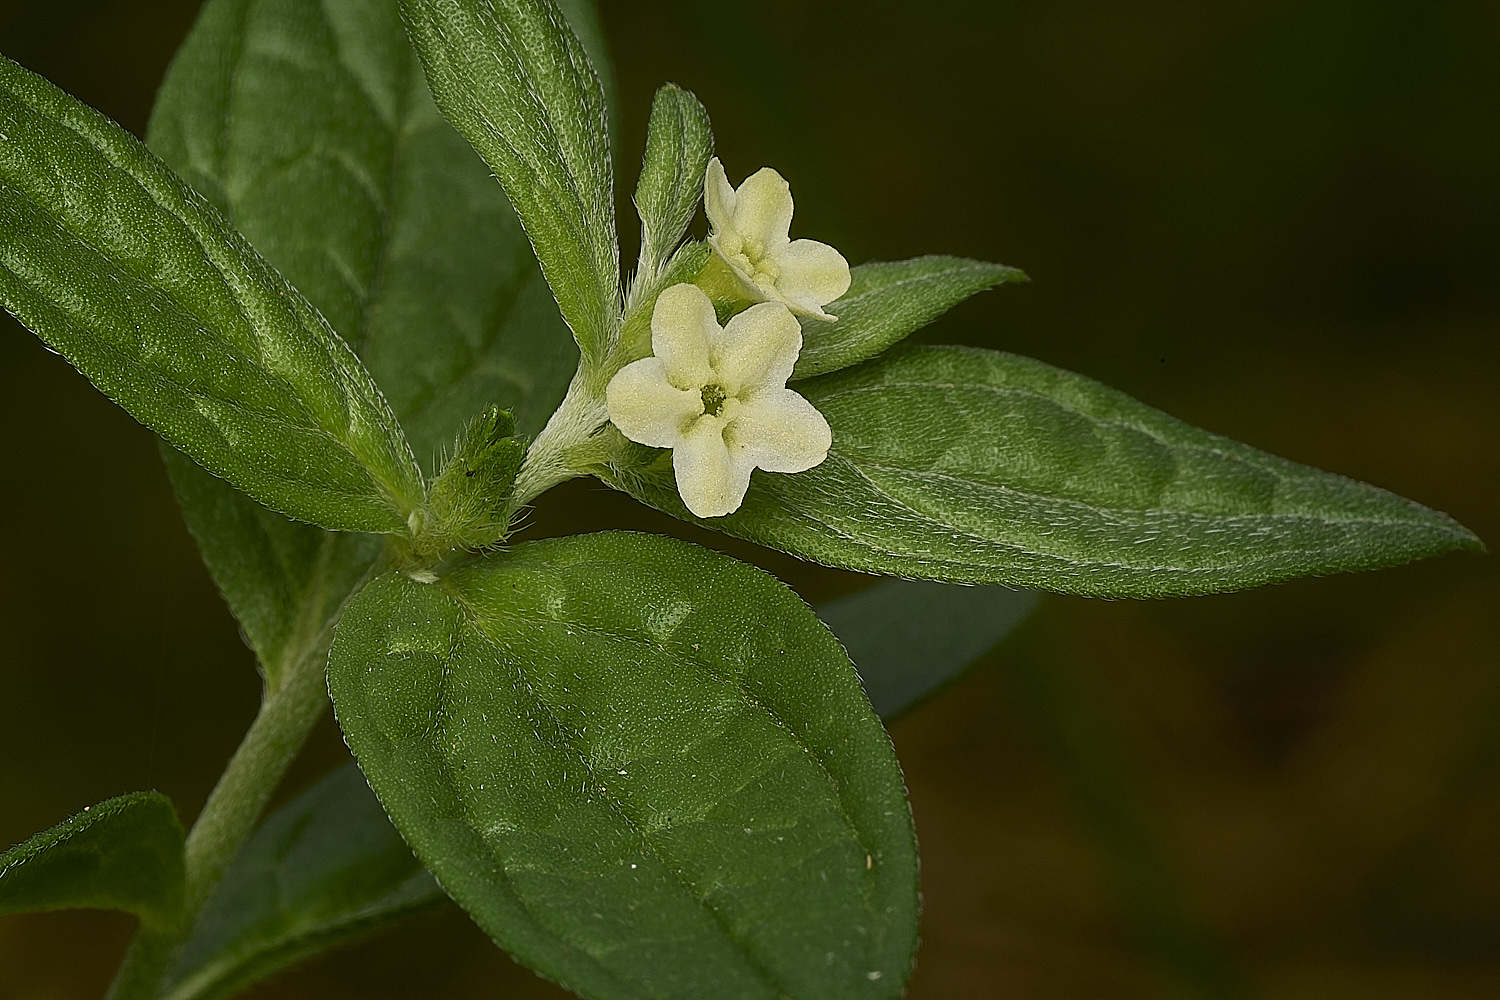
[105,535,372,998]
[105,637,330,999]
[180,639,331,914]
[510,367,611,511]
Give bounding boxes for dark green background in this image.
[1,1,1496,997]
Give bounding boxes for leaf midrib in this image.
[440,582,884,997]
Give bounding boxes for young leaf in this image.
[162,764,439,1000]
[160,447,381,691]
[401,0,620,365]
[609,346,1481,598]
[148,0,580,463]
[792,256,1027,379]
[818,580,1040,719]
[423,405,526,553]
[329,532,919,1000]
[632,85,713,297]
[0,792,185,929]
[0,55,425,533]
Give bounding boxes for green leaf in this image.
[554,0,616,134]
[818,580,1040,719]
[793,256,1026,379]
[329,532,918,1000]
[162,764,439,1000]
[631,84,712,294]
[157,578,1028,996]
[161,446,381,690]
[146,0,596,681]
[147,0,579,462]
[401,0,620,365]
[0,55,424,533]
[0,792,185,929]
[609,346,1481,598]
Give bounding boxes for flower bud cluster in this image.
[605,160,849,517]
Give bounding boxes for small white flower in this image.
[705,157,851,321]
[606,283,832,518]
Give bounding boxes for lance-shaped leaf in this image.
[0,55,424,533]
[821,579,1040,719]
[554,0,616,135]
[162,764,438,1000]
[146,0,598,679]
[792,256,1027,379]
[631,84,712,297]
[148,0,580,465]
[401,0,620,364]
[0,792,185,929]
[610,346,1480,598]
[329,532,918,1000]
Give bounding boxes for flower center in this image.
[720,232,780,291]
[700,382,729,418]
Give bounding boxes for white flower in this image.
[705,157,851,321]
[606,283,832,518]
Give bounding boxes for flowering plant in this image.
[0,2,1479,999]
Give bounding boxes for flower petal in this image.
[711,301,802,396]
[732,167,794,250]
[606,357,702,448]
[725,389,832,474]
[673,415,751,517]
[774,239,851,320]
[650,283,717,388]
[704,157,737,235]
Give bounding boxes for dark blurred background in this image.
[1,1,1496,997]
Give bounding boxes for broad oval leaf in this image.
[329,532,918,1000]
[163,764,438,1000]
[401,0,620,365]
[0,792,185,929]
[822,579,1040,719]
[631,84,713,297]
[792,255,1026,379]
[160,577,1017,995]
[610,346,1480,598]
[0,55,424,533]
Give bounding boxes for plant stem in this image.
[510,367,611,511]
[104,633,333,999]
[181,636,330,913]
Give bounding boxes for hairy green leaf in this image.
[820,580,1040,718]
[329,532,918,1000]
[793,256,1026,379]
[631,84,712,297]
[162,765,438,1000]
[147,0,601,681]
[0,792,185,928]
[610,346,1480,598]
[423,405,525,553]
[161,575,1013,994]
[554,0,615,132]
[148,0,579,462]
[0,55,424,533]
[401,0,620,365]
